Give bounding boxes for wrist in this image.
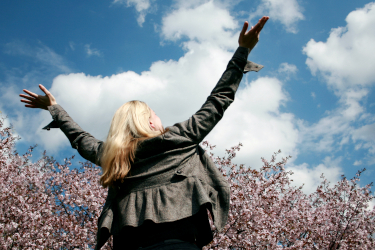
[238,46,251,56]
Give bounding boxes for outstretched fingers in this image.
[19,96,40,108]
[19,90,38,107]
[19,94,34,101]
[22,89,38,98]
[256,17,269,32]
[248,16,269,39]
[19,84,56,110]
[19,88,42,107]
[241,16,269,36]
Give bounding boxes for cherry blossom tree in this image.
[201,141,375,250]
[0,117,112,249]
[1,117,374,249]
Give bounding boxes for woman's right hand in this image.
[238,16,269,51]
[19,84,57,110]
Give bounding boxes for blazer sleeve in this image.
[168,46,264,144]
[43,104,104,166]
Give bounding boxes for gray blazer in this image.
[43,46,263,249]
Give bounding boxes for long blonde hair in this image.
[100,100,169,188]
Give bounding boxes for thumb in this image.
[39,84,51,96]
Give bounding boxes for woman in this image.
[20,17,269,250]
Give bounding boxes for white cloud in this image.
[353,160,362,166]
[0,84,22,109]
[171,0,242,10]
[249,0,304,34]
[352,123,375,158]
[311,92,316,99]
[125,0,150,12]
[204,76,299,169]
[355,143,362,150]
[352,123,375,142]
[300,3,375,161]
[287,157,343,194]
[161,0,238,49]
[0,103,22,142]
[84,44,102,57]
[303,2,375,93]
[297,90,369,153]
[297,114,349,153]
[367,199,375,211]
[278,62,297,80]
[278,62,297,74]
[0,110,11,131]
[113,0,153,26]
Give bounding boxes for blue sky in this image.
[1,0,374,200]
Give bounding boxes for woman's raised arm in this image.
[167,17,269,145]
[19,84,104,166]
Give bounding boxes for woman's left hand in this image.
[238,16,269,51]
[19,84,57,110]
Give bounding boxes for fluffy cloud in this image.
[352,123,375,142]
[353,160,362,166]
[352,123,375,156]
[204,76,298,169]
[303,2,375,92]
[287,157,343,194]
[249,0,304,34]
[113,0,153,26]
[300,3,375,164]
[278,62,297,80]
[368,199,375,211]
[161,0,238,49]
[297,89,369,153]
[171,0,241,9]
[278,62,297,74]
[0,110,14,137]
